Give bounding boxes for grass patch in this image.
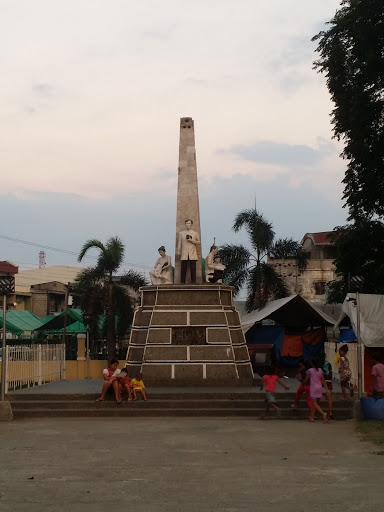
[356,420,384,447]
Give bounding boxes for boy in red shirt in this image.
[119,368,133,401]
[260,367,289,419]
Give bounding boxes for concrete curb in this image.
[0,401,13,421]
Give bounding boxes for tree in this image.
[326,219,384,303]
[312,0,384,220]
[73,237,147,360]
[219,209,309,312]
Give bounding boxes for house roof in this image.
[15,266,82,287]
[0,261,19,274]
[301,232,333,246]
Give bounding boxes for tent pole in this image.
[62,282,70,346]
[356,292,363,398]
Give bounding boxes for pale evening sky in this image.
[0,0,346,278]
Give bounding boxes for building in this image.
[14,266,82,317]
[268,232,336,303]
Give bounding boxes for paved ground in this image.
[10,377,342,394]
[0,417,382,512]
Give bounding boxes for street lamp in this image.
[83,313,93,380]
[0,275,15,401]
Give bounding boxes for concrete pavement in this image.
[0,417,382,512]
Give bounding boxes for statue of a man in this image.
[177,219,200,284]
[205,245,226,284]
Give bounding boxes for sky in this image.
[0,0,347,277]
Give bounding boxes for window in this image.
[314,281,326,295]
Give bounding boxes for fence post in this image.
[37,344,42,386]
[62,344,66,380]
[4,345,9,395]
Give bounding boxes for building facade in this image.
[268,232,336,303]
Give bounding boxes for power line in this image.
[0,234,152,270]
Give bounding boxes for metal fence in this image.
[4,343,66,392]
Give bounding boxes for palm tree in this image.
[219,209,309,312]
[74,237,147,360]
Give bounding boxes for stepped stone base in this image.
[125,285,254,385]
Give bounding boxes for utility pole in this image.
[62,282,71,345]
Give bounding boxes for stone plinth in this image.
[125,285,254,385]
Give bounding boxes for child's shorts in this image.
[265,391,277,404]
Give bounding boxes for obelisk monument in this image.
[125,117,254,384]
[174,117,203,284]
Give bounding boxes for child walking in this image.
[260,367,289,419]
[304,359,328,422]
[131,373,147,401]
[291,359,312,412]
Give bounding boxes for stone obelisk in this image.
[174,117,203,284]
[125,117,254,385]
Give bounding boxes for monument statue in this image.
[125,117,254,385]
[177,219,200,284]
[205,245,226,284]
[174,117,203,284]
[149,246,173,285]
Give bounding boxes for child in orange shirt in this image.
[131,373,147,401]
[260,367,289,419]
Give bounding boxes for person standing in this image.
[177,219,200,284]
[338,344,354,400]
[304,359,328,422]
[371,355,384,399]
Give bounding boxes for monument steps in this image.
[8,392,354,419]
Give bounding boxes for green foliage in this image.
[312,0,384,220]
[219,209,308,312]
[73,237,147,359]
[326,219,384,303]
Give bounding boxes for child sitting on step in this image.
[119,368,133,401]
[131,373,147,401]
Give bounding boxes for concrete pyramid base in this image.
[125,284,254,386]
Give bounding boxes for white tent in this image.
[333,293,384,348]
[241,294,335,333]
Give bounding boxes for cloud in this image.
[32,83,55,97]
[0,171,346,274]
[220,139,337,168]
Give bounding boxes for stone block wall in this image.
[125,284,253,385]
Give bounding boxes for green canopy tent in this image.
[37,309,106,334]
[0,310,43,336]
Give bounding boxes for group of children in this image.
[261,345,355,422]
[96,359,147,404]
